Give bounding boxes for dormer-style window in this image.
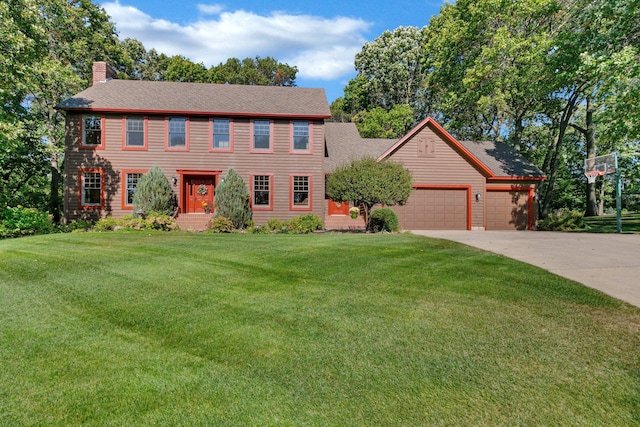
[81,115,104,149]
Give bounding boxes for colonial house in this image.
[58,62,544,231]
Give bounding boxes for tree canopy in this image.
[326,158,412,230]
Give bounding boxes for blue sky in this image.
[100,0,447,103]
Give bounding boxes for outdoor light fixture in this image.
[475,192,481,201]
[171,176,178,186]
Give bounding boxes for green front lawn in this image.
[1,232,639,426]
[582,212,640,233]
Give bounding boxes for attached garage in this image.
[394,186,470,230]
[486,187,533,230]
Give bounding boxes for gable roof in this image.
[324,122,396,172]
[377,117,545,180]
[57,80,332,119]
[458,140,545,180]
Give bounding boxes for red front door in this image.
[328,199,350,215]
[186,177,215,213]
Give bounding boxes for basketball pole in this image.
[616,168,622,233]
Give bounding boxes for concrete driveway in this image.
[411,230,640,308]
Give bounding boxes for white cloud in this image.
[197,4,224,15]
[103,2,370,81]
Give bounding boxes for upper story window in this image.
[212,119,232,151]
[81,115,104,149]
[292,121,311,152]
[125,116,146,149]
[251,120,273,153]
[166,117,189,151]
[80,169,103,208]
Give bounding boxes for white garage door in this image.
[393,188,468,230]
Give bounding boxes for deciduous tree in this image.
[326,158,412,230]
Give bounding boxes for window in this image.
[252,120,272,151]
[212,119,231,151]
[124,172,144,207]
[80,169,102,208]
[292,121,310,152]
[252,174,272,210]
[291,175,311,210]
[125,116,145,148]
[167,117,188,150]
[81,115,103,148]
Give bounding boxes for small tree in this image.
[326,158,412,230]
[214,169,252,229]
[132,165,175,216]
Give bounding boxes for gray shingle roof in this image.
[325,122,544,179]
[57,80,331,118]
[458,140,545,178]
[324,122,396,172]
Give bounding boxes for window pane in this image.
[127,117,144,147]
[293,176,309,206]
[293,122,309,150]
[82,172,101,205]
[253,175,270,206]
[213,119,230,149]
[126,173,142,205]
[253,121,270,149]
[169,118,186,147]
[83,116,101,146]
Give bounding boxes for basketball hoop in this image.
[584,170,602,184]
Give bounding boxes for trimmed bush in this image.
[286,214,323,234]
[93,216,117,232]
[266,218,286,232]
[132,165,175,216]
[0,206,53,237]
[208,216,233,233]
[369,208,399,232]
[214,169,252,229]
[538,210,586,231]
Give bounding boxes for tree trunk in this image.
[49,154,61,224]
[583,97,598,216]
[540,90,582,218]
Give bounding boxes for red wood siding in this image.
[63,114,325,224]
[386,125,486,229]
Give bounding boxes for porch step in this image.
[324,214,366,231]
[175,213,213,231]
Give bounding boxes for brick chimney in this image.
[92,62,117,85]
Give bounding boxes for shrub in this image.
[214,169,252,229]
[208,216,233,233]
[538,210,586,231]
[369,208,399,232]
[286,214,323,234]
[63,219,93,232]
[266,218,286,232]
[147,215,179,231]
[93,216,117,232]
[0,206,53,237]
[248,224,271,234]
[132,165,175,216]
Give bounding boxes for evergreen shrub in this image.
[214,169,252,229]
[132,165,175,216]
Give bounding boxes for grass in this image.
[582,212,640,233]
[1,232,639,426]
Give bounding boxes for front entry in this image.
[185,176,215,213]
